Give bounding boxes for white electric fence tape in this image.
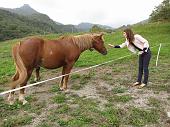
[0,44,160,96]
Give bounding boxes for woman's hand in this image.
[108,44,121,48]
[138,51,143,55]
[108,44,114,47]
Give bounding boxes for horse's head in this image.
[92,33,107,55]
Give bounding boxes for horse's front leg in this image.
[59,66,65,90]
[61,63,74,91]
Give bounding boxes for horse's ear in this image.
[100,32,104,37]
[93,33,104,39]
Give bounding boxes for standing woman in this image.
[108,28,151,88]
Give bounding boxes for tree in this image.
[90,25,103,32]
[90,25,113,33]
[149,0,170,22]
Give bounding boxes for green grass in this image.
[50,85,60,93]
[0,96,46,126]
[0,22,170,127]
[126,107,160,127]
[36,123,54,127]
[112,95,133,103]
[112,86,127,94]
[53,104,70,114]
[148,84,170,92]
[100,107,123,126]
[47,97,98,127]
[26,101,47,115]
[56,116,93,127]
[1,115,33,127]
[71,74,81,80]
[35,92,163,127]
[53,94,66,103]
[148,97,161,108]
[71,72,95,90]
[101,72,113,81]
[0,22,170,86]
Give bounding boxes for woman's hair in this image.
[124,28,134,44]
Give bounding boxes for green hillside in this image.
[0,22,169,85]
[0,22,170,127]
[0,9,60,41]
[0,6,78,41]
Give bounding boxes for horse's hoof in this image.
[8,100,15,105]
[19,94,27,105]
[34,77,40,82]
[59,87,64,91]
[63,89,70,93]
[59,87,69,93]
[22,100,28,105]
[8,95,15,105]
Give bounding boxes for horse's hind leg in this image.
[8,69,19,104]
[8,85,17,105]
[19,68,33,105]
[34,66,40,82]
[12,70,19,81]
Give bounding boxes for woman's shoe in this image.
[132,82,140,87]
[138,83,147,88]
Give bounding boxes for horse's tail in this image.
[9,42,27,91]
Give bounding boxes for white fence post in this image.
[156,43,162,67]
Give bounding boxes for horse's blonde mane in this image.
[58,34,94,51]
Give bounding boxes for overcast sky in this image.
[0,0,163,27]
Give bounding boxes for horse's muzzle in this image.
[102,50,107,55]
[89,48,94,51]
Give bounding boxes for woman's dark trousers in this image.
[137,49,151,85]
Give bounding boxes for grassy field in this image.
[0,22,170,127]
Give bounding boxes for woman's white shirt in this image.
[119,34,149,54]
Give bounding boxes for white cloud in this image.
[0,0,163,27]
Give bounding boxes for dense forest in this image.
[0,9,58,41]
[149,0,170,22]
[0,5,77,41]
[90,25,112,33]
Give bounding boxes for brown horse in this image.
[8,33,107,105]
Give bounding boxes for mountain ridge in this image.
[75,22,113,32]
[0,4,113,31]
[0,4,114,41]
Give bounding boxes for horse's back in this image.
[15,37,81,69]
[41,39,80,69]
